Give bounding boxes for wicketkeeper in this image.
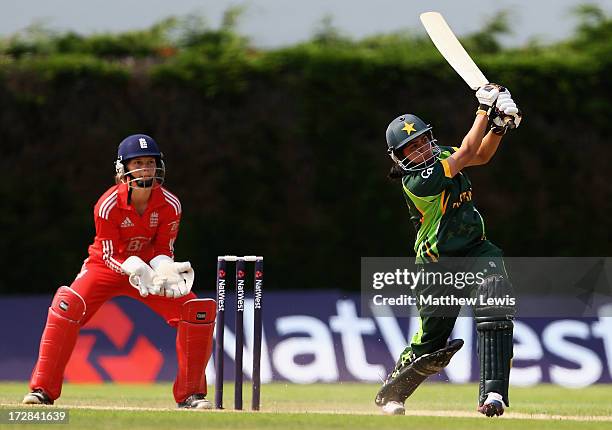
[376,85,521,417]
[23,134,216,409]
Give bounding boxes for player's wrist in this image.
[476,104,492,117]
[490,125,506,136]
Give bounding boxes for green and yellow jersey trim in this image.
[403,183,444,263]
[440,159,452,178]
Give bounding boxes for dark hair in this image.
[388,164,408,180]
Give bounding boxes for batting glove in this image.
[496,91,518,115]
[475,84,501,115]
[492,89,522,132]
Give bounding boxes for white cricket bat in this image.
[419,12,488,90]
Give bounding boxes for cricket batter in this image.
[375,85,522,417]
[23,134,216,409]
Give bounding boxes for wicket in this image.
[214,255,263,411]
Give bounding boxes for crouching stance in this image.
[24,134,216,409]
[376,84,521,416]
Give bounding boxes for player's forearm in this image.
[461,113,488,157]
[475,130,503,163]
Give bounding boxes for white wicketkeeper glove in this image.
[150,255,195,299]
[121,256,165,297]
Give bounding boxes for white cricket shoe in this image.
[477,392,506,417]
[381,400,405,415]
[22,389,53,405]
[177,393,213,409]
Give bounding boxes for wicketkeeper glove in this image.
[121,256,164,297]
[150,255,195,299]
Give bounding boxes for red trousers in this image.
[29,259,210,402]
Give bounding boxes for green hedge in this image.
[0,25,610,294]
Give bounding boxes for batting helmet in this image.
[386,114,439,172]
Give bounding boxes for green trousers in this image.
[409,240,508,357]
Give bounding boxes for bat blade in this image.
[420,12,488,90]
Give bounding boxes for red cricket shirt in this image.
[88,182,182,273]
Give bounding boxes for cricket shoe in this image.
[177,393,213,409]
[477,392,506,417]
[378,349,414,415]
[22,389,54,405]
[381,400,405,415]
[375,340,464,408]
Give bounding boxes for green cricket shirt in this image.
[401,146,486,263]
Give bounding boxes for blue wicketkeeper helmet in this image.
[115,134,165,187]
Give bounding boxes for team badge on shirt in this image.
[150,212,159,228]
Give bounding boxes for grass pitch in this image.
[1,382,611,429]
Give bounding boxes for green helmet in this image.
[386,114,432,152]
[385,113,439,172]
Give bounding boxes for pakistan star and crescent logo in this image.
[402,122,416,135]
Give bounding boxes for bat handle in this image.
[503,116,516,130]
